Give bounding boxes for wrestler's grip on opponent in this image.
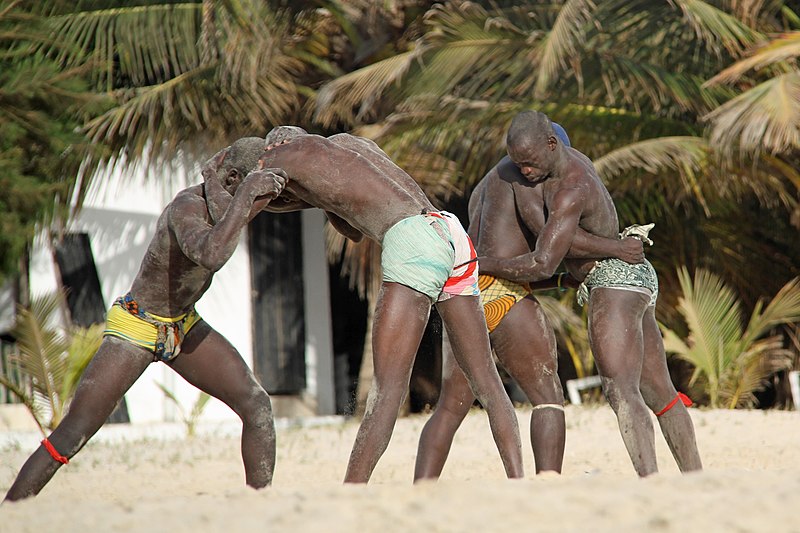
[614,237,646,264]
[242,166,288,202]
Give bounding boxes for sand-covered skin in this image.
[2,405,799,532]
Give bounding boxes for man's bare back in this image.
[258,134,430,241]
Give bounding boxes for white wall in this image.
[301,210,335,415]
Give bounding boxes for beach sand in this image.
[2,405,799,532]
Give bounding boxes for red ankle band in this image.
[42,438,69,464]
[655,392,693,417]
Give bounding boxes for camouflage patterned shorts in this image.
[576,258,658,306]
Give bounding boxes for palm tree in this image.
[29,0,317,174]
[661,267,800,408]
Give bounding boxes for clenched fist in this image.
[615,237,645,264]
[244,168,289,201]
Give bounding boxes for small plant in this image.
[662,268,800,408]
[155,383,211,437]
[0,291,103,433]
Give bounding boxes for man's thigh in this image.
[491,296,557,381]
[588,288,649,381]
[167,320,260,404]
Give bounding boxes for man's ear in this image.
[224,168,240,188]
[547,135,558,150]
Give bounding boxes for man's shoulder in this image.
[328,132,360,142]
[167,185,207,215]
[328,133,383,153]
[494,155,517,175]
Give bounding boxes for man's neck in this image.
[549,147,572,183]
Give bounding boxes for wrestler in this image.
[475,111,702,476]
[5,138,285,501]
[254,126,524,483]
[415,125,646,479]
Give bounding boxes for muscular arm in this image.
[326,211,364,242]
[169,171,285,272]
[262,192,314,213]
[479,187,584,283]
[466,177,487,242]
[569,231,643,262]
[513,181,643,263]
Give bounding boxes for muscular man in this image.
[5,137,284,501]
[414,125,645,479]
[476,111,702,476]
[255,126,524,483]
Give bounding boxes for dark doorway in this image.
[328,260,368,415]
[249,211,306,394]
[54,233,106,327]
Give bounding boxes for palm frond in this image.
[663,266,799,407]
[39,1,302,170]
[45,4,203,92]
[189,391,211,421]
[61,323,104,402]
[666,267,745,403]
[661,324,704,389]
[672,0,763,55]
[705,71,800,155]
[0,375,46,434]
[154,381,182,413]
[741,277,800,345]
[597,55,720,114]
[314,50,418,128]
[706,31,800,85]
[405,2,529,100]
[595,136,709,177]
[722,335,792,408]
[595,136,714,213]
[534,0,595,96]
[10,291,70,425]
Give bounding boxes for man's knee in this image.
[238,386,273,427]
[600,377,640,411]
[437,393,473,421]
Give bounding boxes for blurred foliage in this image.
[0,0,110,282]
[662,268,800,408]
[0,290,103,431]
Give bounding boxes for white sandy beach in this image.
[1,405,799,532]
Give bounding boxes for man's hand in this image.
[243,168,288,201]
[615,237,645,264]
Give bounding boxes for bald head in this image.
[506,111,554,151]
[265,126,308,148]
[505,111,564,183]
[203,137,266,194]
